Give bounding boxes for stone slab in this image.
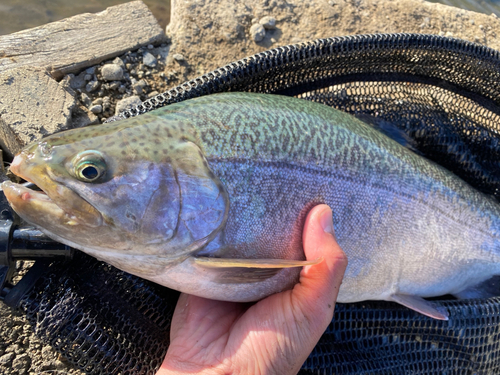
[0,67,76,157]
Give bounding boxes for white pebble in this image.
[259,16,276,30]
[250,23,266,42]
[90,104,102,114]
[85,80,100,92]
[173,53,185,62]
[101,64,123,81]
[115,95,142,115]
[143,52,157,68]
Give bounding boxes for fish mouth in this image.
[2,180,74,223]
[2,154,103,228]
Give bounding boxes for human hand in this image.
[157,204,348,375]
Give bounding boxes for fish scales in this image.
[3,92,500,319]
[168,94,500,301]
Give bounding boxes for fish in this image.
[3,92,500,320]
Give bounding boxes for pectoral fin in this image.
[390,294,449,320]
[193,257,323,284]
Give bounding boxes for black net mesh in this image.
[12,33,500,374]
[17,252,178,375]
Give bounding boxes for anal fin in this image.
[390,294,449,320]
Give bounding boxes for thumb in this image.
[292,204,348,333]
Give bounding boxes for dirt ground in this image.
[2,0,500,373]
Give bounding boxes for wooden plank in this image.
[0,1,166,80]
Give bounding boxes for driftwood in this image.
[0,1,166,80]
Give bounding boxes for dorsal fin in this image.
[355,114,422,155]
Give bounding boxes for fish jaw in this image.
[3,153,103,228]
[2,180,81,228]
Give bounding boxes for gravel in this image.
[115,95,142,114]
[172,53,185,62]
[12,353,30,372]
[143,52,157,67]
[259,16,276,29]
[68,72,87,89]
[80,92,92,107]
[133,79,148,95]
[101,64,124,81]
[90,104,103,114]
[85,80,100,93]
[85,66,96,75]
[0,353,14,365]
[250,23,266,42]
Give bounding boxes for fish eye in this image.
[72,151,107,183]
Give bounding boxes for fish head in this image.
[2,116,229,277]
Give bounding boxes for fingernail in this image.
[320,207,335,237]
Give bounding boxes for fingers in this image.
[293,204,348,330]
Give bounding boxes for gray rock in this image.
[85,80,100,92]
[143,52,157,67]
[80,93,92,107]
[84,74,92,81]
[250,23,266,42]
[85,66,96,75]
[101,64,123,81]
[133,79,148,95]
[259,16,276,29]
[172,53,185,62]
[132,86,143,95]
[108,81,121,90]
[147,44,154,49]
[68,72,87,89]
[90,104,103,114]
[113,57,125,68]
[12,353,30,370]
[115,95,142,115]
[0,352,14,365]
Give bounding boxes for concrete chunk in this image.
[0,67,76,157]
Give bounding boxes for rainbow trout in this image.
[3,93,500,320]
